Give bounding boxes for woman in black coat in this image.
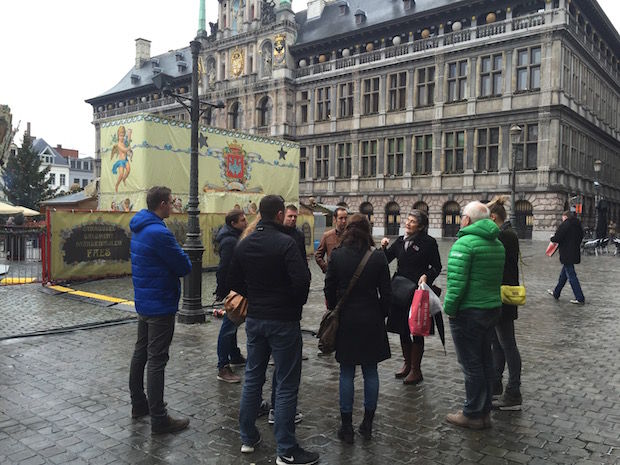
[324,214,391,444]
[381,209,442,385]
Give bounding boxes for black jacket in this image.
[384,232,442,284]
[227,221,310,321]
[283,225,308,262]
[551,217,584,265]
[215,224,241,299]
[325,247,391,365]
[498,221,520,320]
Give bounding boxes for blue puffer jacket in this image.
[130,209,192,316]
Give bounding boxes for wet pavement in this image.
[1,240,620,464]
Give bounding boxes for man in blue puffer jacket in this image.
[128,186,192,435]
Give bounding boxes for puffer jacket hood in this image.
[457,218,500,241]
[130,209,163,233]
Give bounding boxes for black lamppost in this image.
[593,159,602,238]
[153,40,224,324]
[509,124,523,227]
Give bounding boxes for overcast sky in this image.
[1,0,618,158]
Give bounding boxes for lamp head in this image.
[593,159,602,173]
[152,72,175,96]
[212,100,225,109]
[509,124,522,144]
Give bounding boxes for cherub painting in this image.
[111,126,133,192]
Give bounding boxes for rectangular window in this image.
[73,178,80,185]
[386,137,404,176]
[300,90,309,123]
[360,140,377,178]
[516,46,541,91]
[59,174,66,186]
[299,147,306,179]
[444,131,465,173]
[363,77,380,114]
[447,60,467,102]
[515,124,538,170]
[476,128,500,172]
[82,179,89,188]
[316,87,331,121]
[339,82,354,118]
[314,145,329,180]
[480,54,503,97]
[49,173,56,185]
[414,135,433,175]
[336,143,352,178]
[571,54,579,99]
[388,72,407,111]
[562,47,571,97]
[416,66,435,107]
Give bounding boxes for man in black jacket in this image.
[548,211,585,304]
[228,195,318,465]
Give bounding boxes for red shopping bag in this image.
[408,289,431,336]
[545,242,559,257]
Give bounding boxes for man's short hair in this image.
[285,204,298,213]
[146,186,171,211]
[225,209,245,227]
[462,201,490,224]
[259,195,285,221]
[334,206,347,218]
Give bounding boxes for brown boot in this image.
[403,342,424,385]
[446,411,485,430]
[395,340,411,379]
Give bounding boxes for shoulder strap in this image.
[518,250,525,285]
[334,249,373,312]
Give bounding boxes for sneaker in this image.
[268,409,303,425]
[445,411,485,430]
[241,435,261,454]
[492,392,523,411]
[151,415,190,435]
[276,446,319,465]
[569,299,585,305]
[547,289,559,300]
[229,355,247,367]
[217,365,241,384]
[257,400,271,418]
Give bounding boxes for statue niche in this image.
[260,41,273,78]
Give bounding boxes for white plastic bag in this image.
[419,282,442,316]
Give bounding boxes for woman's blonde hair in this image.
[486,195,507,222]
[241,214,261,240]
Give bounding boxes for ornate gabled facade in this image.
[87,0,620,239]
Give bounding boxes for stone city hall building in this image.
[87,0,620,239]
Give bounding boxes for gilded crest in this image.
[230,47,244,77]
[273,34,286,66]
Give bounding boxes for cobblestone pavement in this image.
[1,240,620,464]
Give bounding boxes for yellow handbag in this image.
[500,252,526,306]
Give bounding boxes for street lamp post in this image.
[509,124,523,228]
[152,40,224,324]
[593,159,602,239]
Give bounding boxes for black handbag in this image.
[317,249,373,354]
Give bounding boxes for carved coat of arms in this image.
[273,34,286,66]
[222,140,248,190]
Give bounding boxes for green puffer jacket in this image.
[443,218,505,316]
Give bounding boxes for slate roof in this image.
[32,138,68,166]
[86,46,192,104]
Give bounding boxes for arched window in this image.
[250,3,255,21]
[229,101,241,129]
[515,200,534,239]
[360,201,374,224]
[385,201,401,236]
[412,201,429,214]
[443,201,461,237]
[257,96,272,127]
[260,41,273,77]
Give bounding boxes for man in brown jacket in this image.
[315,207,348,273]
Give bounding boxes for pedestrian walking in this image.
[547,211,585,304]
[381,209,442,385]
[228,195,318,465]
[315,207,347,273]
[128,186,192,434]
[486,197,523,411]
[444,201,504,430]
[215,209,248,384]
[324,214,391,444]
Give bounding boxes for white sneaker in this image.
[241,435,261,453]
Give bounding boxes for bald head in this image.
[462,201,490,224]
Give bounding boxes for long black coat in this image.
[384,232,442,334]
[324,247,391,365]
[551,217,584,265]
[498,222,520,320]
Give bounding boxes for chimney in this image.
[135,38,152,68]
[26,122,31,137]
[307,0,326,20]
[56,144,62,149]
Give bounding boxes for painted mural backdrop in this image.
[99,113,300,213]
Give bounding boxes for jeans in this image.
[450,308,500,419]
[239,317,302,456]
[339,363,379,413]
[129,313,175,418]
[216,315,242,369]
[491,310,521,395]
[553,264,585,302]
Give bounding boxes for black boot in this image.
[337,412,354,444]
[151,414,190,435]
[358,409,375,440]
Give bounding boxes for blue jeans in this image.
[450,308,500,419]
[216,315,242,369]
[553,264,585,302]
[492,311,521,395]
[239,317,302,456]
[339,363,379,413]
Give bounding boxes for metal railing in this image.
[0,227,44,285]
